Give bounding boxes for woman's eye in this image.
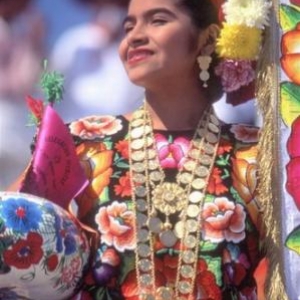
[124,25,134,34]
[152,18,167,25]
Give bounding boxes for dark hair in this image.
[178,0,223,102]
[177,0,219,28]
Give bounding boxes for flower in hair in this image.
[214,0,271,104]
[223,0,271,29]
[215,60,255,92]
[216,24,262,60]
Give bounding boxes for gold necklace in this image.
[129,103,220,300]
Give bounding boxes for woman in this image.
[6,0,266,299]
[66,0,264,299]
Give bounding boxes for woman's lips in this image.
[127,49,153,65]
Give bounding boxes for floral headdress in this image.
[213,0,272,105]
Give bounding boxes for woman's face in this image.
[119,0,203,88]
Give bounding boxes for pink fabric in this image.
[20,105,88,209]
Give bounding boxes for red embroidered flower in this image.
[155,133,189,168]
[207,167,228,195]
[3,232,43,269]
[70,115,122,139]
[101,248,121,267]
[95,201,135,252]
[217,138,233,155]
[114,172,132,197]
[202,197,246,243]
[115,140,129,159]
[194,259,222,300]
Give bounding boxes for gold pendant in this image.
[152,182,187,215]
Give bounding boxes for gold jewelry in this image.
[129,103,220,299]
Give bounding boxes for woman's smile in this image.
[127,48,154,65]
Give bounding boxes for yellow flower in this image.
[216,23,262,60]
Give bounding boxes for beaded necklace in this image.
[129,103,220,299]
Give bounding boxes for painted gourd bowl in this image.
[0,192,90,300]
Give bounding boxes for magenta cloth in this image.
[20,105,88,210]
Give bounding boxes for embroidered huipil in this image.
[69,114,263,300]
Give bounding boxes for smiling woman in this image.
[6,0,273,299]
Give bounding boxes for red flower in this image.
[70,115,122,139]
[45,253,59,272]
[114,172,132,197]
[115,140,129,159]
[3,232,43,269]
[217,138,233,155]
[95,201,135,252]
[26,95,44,122]
[202,197,246,243]
[207,167,228,195]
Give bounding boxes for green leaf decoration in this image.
[201,255,222,286]
[40,60,64,104]
[280,81,300,127]
[99,187,110,204]
[200,240,219,253]
[285,225,300,255]
[280,4,300,32]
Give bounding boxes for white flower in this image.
[223,0,272,29]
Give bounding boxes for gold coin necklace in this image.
[129,102,220,300]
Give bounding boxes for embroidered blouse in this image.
[68,114,263,300]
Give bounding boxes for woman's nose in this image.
[126,25,148,47]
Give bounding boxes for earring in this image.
[197,55,212,88]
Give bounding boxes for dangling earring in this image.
[197,55,212,88]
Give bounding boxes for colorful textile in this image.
[68,115,263,300]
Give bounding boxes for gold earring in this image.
[197,55,212,88]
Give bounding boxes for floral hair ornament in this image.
[214,0,272,105]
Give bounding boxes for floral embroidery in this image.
[101,248,121,267]
[202,197,246,243]
[76,141,113,218]
[207,167,229,195]
[70,115,122,139]
[230,124,259,143]
[95,201,135,251]
[70,119,261,299]
[223,244,251,286]
[155,133,189,168]
[217,138,233,155]
[115,139,129,159]
[114,172,132,197]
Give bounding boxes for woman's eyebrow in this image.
[122,7,177,26]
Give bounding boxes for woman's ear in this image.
[197,24,220,56]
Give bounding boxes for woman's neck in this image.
[144,86,210,131]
